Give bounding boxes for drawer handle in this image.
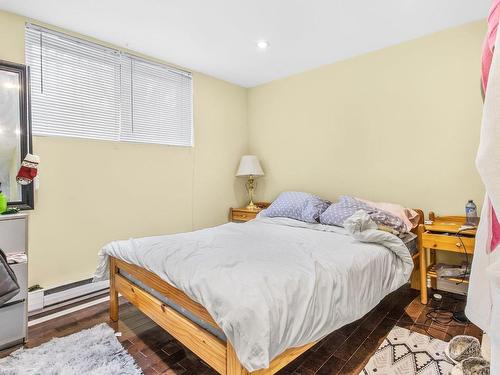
[161,304,167,313]
[456,242,462,248]
[241,214,247,218]
[130,286,135,293]
[432,243,437,248]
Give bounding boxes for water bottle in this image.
[465,200,478,226]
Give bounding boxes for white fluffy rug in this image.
[0,323,142,375]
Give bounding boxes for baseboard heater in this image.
[28,278,109,314]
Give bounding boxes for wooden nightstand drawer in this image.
[422,232,475,254]
[231,210,258,222]
[229,203,270,223]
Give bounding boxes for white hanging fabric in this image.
[466,198,500,371]
[466,2,500,370]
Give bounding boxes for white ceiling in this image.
[0,0,491,87]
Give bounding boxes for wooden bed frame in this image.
[109,209,425,375]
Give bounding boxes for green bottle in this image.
[0,183,7,214]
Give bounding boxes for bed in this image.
[96,209,423,375]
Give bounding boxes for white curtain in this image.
[466,17,500,372]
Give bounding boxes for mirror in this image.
[0,60,34,210]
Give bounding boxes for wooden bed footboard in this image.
[109,256,316,375]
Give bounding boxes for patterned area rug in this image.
[361,326,454,375]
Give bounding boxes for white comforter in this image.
[94,212,413,371]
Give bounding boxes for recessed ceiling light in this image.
[257,40,270,50]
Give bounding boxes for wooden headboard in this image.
[409,208,425,290]
[254,201,271,209]
[411,209,425,235]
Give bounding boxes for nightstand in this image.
[229,202,270,223]
[418,212,476,304]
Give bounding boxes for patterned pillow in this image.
[369,209,407,234]
[320,195,407,233]
[261,191,330,223]
[319,195,374,227]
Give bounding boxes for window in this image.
[120,55,193,146]
[25,24,193,146]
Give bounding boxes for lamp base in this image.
[245,176,260,211]
[245,202,260,211]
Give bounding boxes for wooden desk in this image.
[418,215,476,304]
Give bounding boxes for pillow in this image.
[261,191,330,223]
[369,209,407,234]
[319,195,374,227]
[355,197,419,232]
[320,195,407,233]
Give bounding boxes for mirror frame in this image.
[0,59,34,210]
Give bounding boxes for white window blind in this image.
[25,24,193,146]
[120,55,193,146]
[26,25,122,141]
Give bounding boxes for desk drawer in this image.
[423,232,475,254]
[232,211,258,222]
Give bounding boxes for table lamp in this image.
[236,155,264,210]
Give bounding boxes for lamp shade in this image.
[236,155,264,177]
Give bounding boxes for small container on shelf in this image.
[465,200,479,226]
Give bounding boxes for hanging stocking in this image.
[16,154,39,185]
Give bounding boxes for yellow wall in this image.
[248,21,486,215]
[0,11,248,287]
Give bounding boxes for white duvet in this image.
[94,211,413,371]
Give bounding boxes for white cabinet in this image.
[0,218,26,254]
[0,214,28,350]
